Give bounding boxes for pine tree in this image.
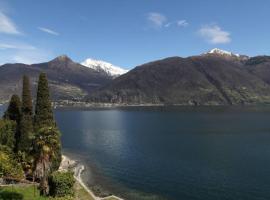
[18,75,34,153]
[34,73,54,130]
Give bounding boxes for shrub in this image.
[49,171,75,197]
[0,145,24,180]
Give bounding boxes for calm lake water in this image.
[2,106,270,199]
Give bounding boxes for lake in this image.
[2,106,270,199]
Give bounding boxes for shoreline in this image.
[54,103,270,109]
[60,154,123,200]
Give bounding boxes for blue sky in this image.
[0,0,269,69]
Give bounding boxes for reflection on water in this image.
[56,107,270,200]
[2,106,270,199]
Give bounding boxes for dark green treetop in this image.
[34,73,54,129]
[18,75,34,153]
[21,75,33,116]
[0,120,16,150]
[3,95,21,123]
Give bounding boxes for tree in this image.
[3,95,21,123]
[21,75,33,116]
[0,120,16,150]
[33,73,62,196]
[3,95,22,152]
[33,73,62,172]
[33,127,61,196]
[34,73,54,130]
[18,75,34,153]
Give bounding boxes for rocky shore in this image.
[60,155,123,200]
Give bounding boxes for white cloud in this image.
[0,42,36,50]
[12,49,53,64]
[0,41,52,65]
[165,20,188,28]
[0,11,20,34]
[177,20,188,27]
[38,27,59,36]
[147,12,167,28]
[198,25,231,44]
[146,12,189,29]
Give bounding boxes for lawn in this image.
[0,184,47,200]
[0,181,95,200]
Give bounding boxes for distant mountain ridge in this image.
[88,49,270,105]
[81,58,128,77]
[0,55,112,103]
[2,49,270,106]
[204,48,250,60]
[206,48,241,57]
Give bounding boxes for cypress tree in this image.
[18,75,34,152]
[3,95,21,123]
[33,73,62,194]
[21,75,33,115]
[3,94,21,151]
[34,73,54,129]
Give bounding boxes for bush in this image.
[0,145,24,180]
[49,171,75,197]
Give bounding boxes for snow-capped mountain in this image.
[81,58,128,77]
[208,48,239,56]
[204,48,249,60]
[206,48,240,57]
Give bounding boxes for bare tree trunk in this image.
[36,154,51,196]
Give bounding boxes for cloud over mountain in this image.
[198,24,231,44]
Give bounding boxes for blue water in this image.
[2,106,270,199]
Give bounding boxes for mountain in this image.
[206,48,240,57]
[204,48,249,60]
[88,49,270,105]
[0,55,112,103]
[81,58,128,77]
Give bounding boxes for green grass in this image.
[0,184,47,200]
[0,182,94,200]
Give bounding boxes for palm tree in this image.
[33,126,61,195]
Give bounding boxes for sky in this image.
[0,0,270,69]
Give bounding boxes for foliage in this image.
[0,145,24,179]
[0,120,16,149]
[21,75,33,115]
[34,73,54,130]
[48,171,75,197]
[32,73,62,196]
[18,114,34,152]
[3,94,22,152]
[16,150,34,178]
[33,126,61,195]
[3,95,21,123]
[18,75,34,153]
[1,73,63,198]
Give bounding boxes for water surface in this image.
[2,106,270,199]
[55,106,270,200]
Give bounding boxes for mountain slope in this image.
[81,58,128,77]
[88,50,270,105]
[0,55,112,102]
